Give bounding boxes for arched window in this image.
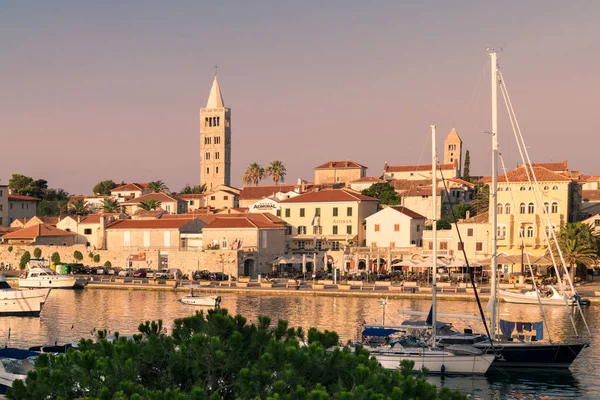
[205,117,209,126]
[543,202,549,214]
[519,203,526,214]
[497,225,507,239]
[505,203,511,214]
[528,202,535,214]
[497,187,503,191]
[520,186,526,191]
[505,187,511,191]
[528,186,533,191]
[205,152,210,160]
[206,167,210,174]
[543,186,549,191]
[551,202,559,213]
[215,152,220,160]
[519,225,525,237]
[552,185,558,190]
[497,203,503,214]
[527,226,534,237]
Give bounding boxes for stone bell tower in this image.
[443,128,463,176]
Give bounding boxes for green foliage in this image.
[551,222,599,280]
[8,174,47,198]
[242,163,265,186]
[205,243,220,250]
[93,254,101,263]
[51,252,61,265]
[266,160,287,185]
[88,252,94,260]
[180,183,208,194]
[36,199,69,216]
[68,199,91,216]
[463,150,471,182]
[436,201,472,230]
[361,182,401,206]
[73,250,83,261]
[93,180,117,196]
[104,260,112,267]
[470,184,489,216]
[19,251,30,270]
[139,199,162,211]
[7,309,465,400]
[33,248,42,258]
[8,246,13,253]
[147,180,170,193]
[99,198,121,213]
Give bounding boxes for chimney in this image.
[383,161,388,172]
[77,216,81,223]
[297,178,302,185]
[301,181,305,193]
[465,210,471,220]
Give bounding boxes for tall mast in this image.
[431,124,437,346]
[489,49,498,341]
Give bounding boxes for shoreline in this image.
[81,281,600,303]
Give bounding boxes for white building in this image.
[365,206,426,249]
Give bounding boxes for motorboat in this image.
[0,277,51,317]
[18,264,78,289]
[498,286,589,306]
[180,288,222,307]
[0,348,38,394]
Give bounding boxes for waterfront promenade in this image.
[73,275,600,303]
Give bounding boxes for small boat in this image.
[0,277,51,317]
[180,288,222,307]
[0,348,38,394]
[18,264,78,289]
[498,286,589,306]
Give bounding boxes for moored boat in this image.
[0,277,51,317]
[180,295,221,307]
[498,287,589,306]
[18,265,78,289]
[0,348,38,394]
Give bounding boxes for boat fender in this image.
[441,364,446,374]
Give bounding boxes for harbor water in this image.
[0,288,597,399]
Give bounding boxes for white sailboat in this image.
[361,126,494,375]
[0,277,51,317]
[498,286,583,306]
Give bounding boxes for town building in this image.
[200,74,231,191]
[238,184,301,208]
[2,223,75,246]
[111,182,149,203]
[349,177,385,192]
[205,185,241,209]
[313,160,367,185]
[443,128,463,176]
[177,194,207,211]
[10,216,60,229]
[365,206,426,249]
[383,163,458,182]
[56,214,121,249]
[0,185,7,227]
[120,193,187,215]
[7,194,39,225]
[279,188,379,251]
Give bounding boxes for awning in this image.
[361,327,402,337]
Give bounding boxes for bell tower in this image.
[443,128,463,176]
[200,70,231,190]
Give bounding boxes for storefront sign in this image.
[333,219,352,224]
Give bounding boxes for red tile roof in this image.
[390,179,431,191]
[446,178,476,187]
[106,219,196,230]
[350,176,384,183]
[2,224,75,239]
[239,185,299,200]
[458,211,489,224]
[8,194,40,202]
[385,163,455,173]
[161,211,286,226]
[529,161,568,172]
[314,160,366,169]
[111,182,148,192]
[121,192,179,205]
[583,190,600,202]
[402,186,443,196]
[203,216,281,229]
[279,188,378,203]
[388,206,426,219]
[499,165,571,183]
[177,194,206,200]
[78,214,121,224]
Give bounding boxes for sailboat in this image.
[430,49,590,369]
[358,126,495,375]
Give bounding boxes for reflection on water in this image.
[0,289,597,399]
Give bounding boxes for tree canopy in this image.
[550,222,599,280]
[8,309,464,400]
[139,199,162,211]
[8,174,69,216]
[68,199,91,216]
[180,183,208,194]
[361,182,401,206]
[242,163,265,186]
[93,180,117,196]
[147,180,170,193]
[462,150,471,182]
[266,160,287,185]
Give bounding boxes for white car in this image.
[118,268,134,277]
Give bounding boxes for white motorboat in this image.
[18,265,78,289]
[498,287,584,306]
[0,348,38,394]
[0,277,51,317]
[180,295,221,307]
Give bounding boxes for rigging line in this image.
[499,71,591,337]
[436,164,497,354]
[499,152,553,343]
[498,78,580,338]
[465,60,489,131]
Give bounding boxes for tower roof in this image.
[206,76,224,108]
[445,128,462,142]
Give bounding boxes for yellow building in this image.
[279,188,378,250]
[313,160,367,185]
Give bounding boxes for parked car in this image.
[108,267,119,275]
[146,270,156,279]
[133,269,147,278]
[72,265,90,275]
[118,268,134,277]
[155,268,182,280]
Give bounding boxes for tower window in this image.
[216,167,219,173]
[215,152,220,160]
[209,118,213,127]
[214,136,221,144]
[205,152,210,160]
[217,116,220,126]
[205,117,209,126]
[206,167,210,174]
[204,137,211,145]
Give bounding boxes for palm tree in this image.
[265,160,287,185]
[68,199,91,216]
[242,163,265,186]
[147,180,169,193]
[138,199,162,211]
[99,198,121,213]
[180,183,208,194]
[550,222,598,281]
[470,184,489,215]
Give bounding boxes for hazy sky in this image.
[1,1,598,194]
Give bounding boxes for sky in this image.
[1,1,598,194]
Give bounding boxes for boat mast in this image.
[489,49,498,341]
[431,124,437,346]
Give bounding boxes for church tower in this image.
[443,128,463,176]
[200,73,231,190]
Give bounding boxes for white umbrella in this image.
[391,260,421,267]
[418,257,450,267]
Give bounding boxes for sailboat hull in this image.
[370,349,494,375]
[476,341,589,369]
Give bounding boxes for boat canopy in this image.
[361,327,403,337]
[0,348,39,360]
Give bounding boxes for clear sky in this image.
[1,1,598,194]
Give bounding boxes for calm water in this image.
[0,289,598,399]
